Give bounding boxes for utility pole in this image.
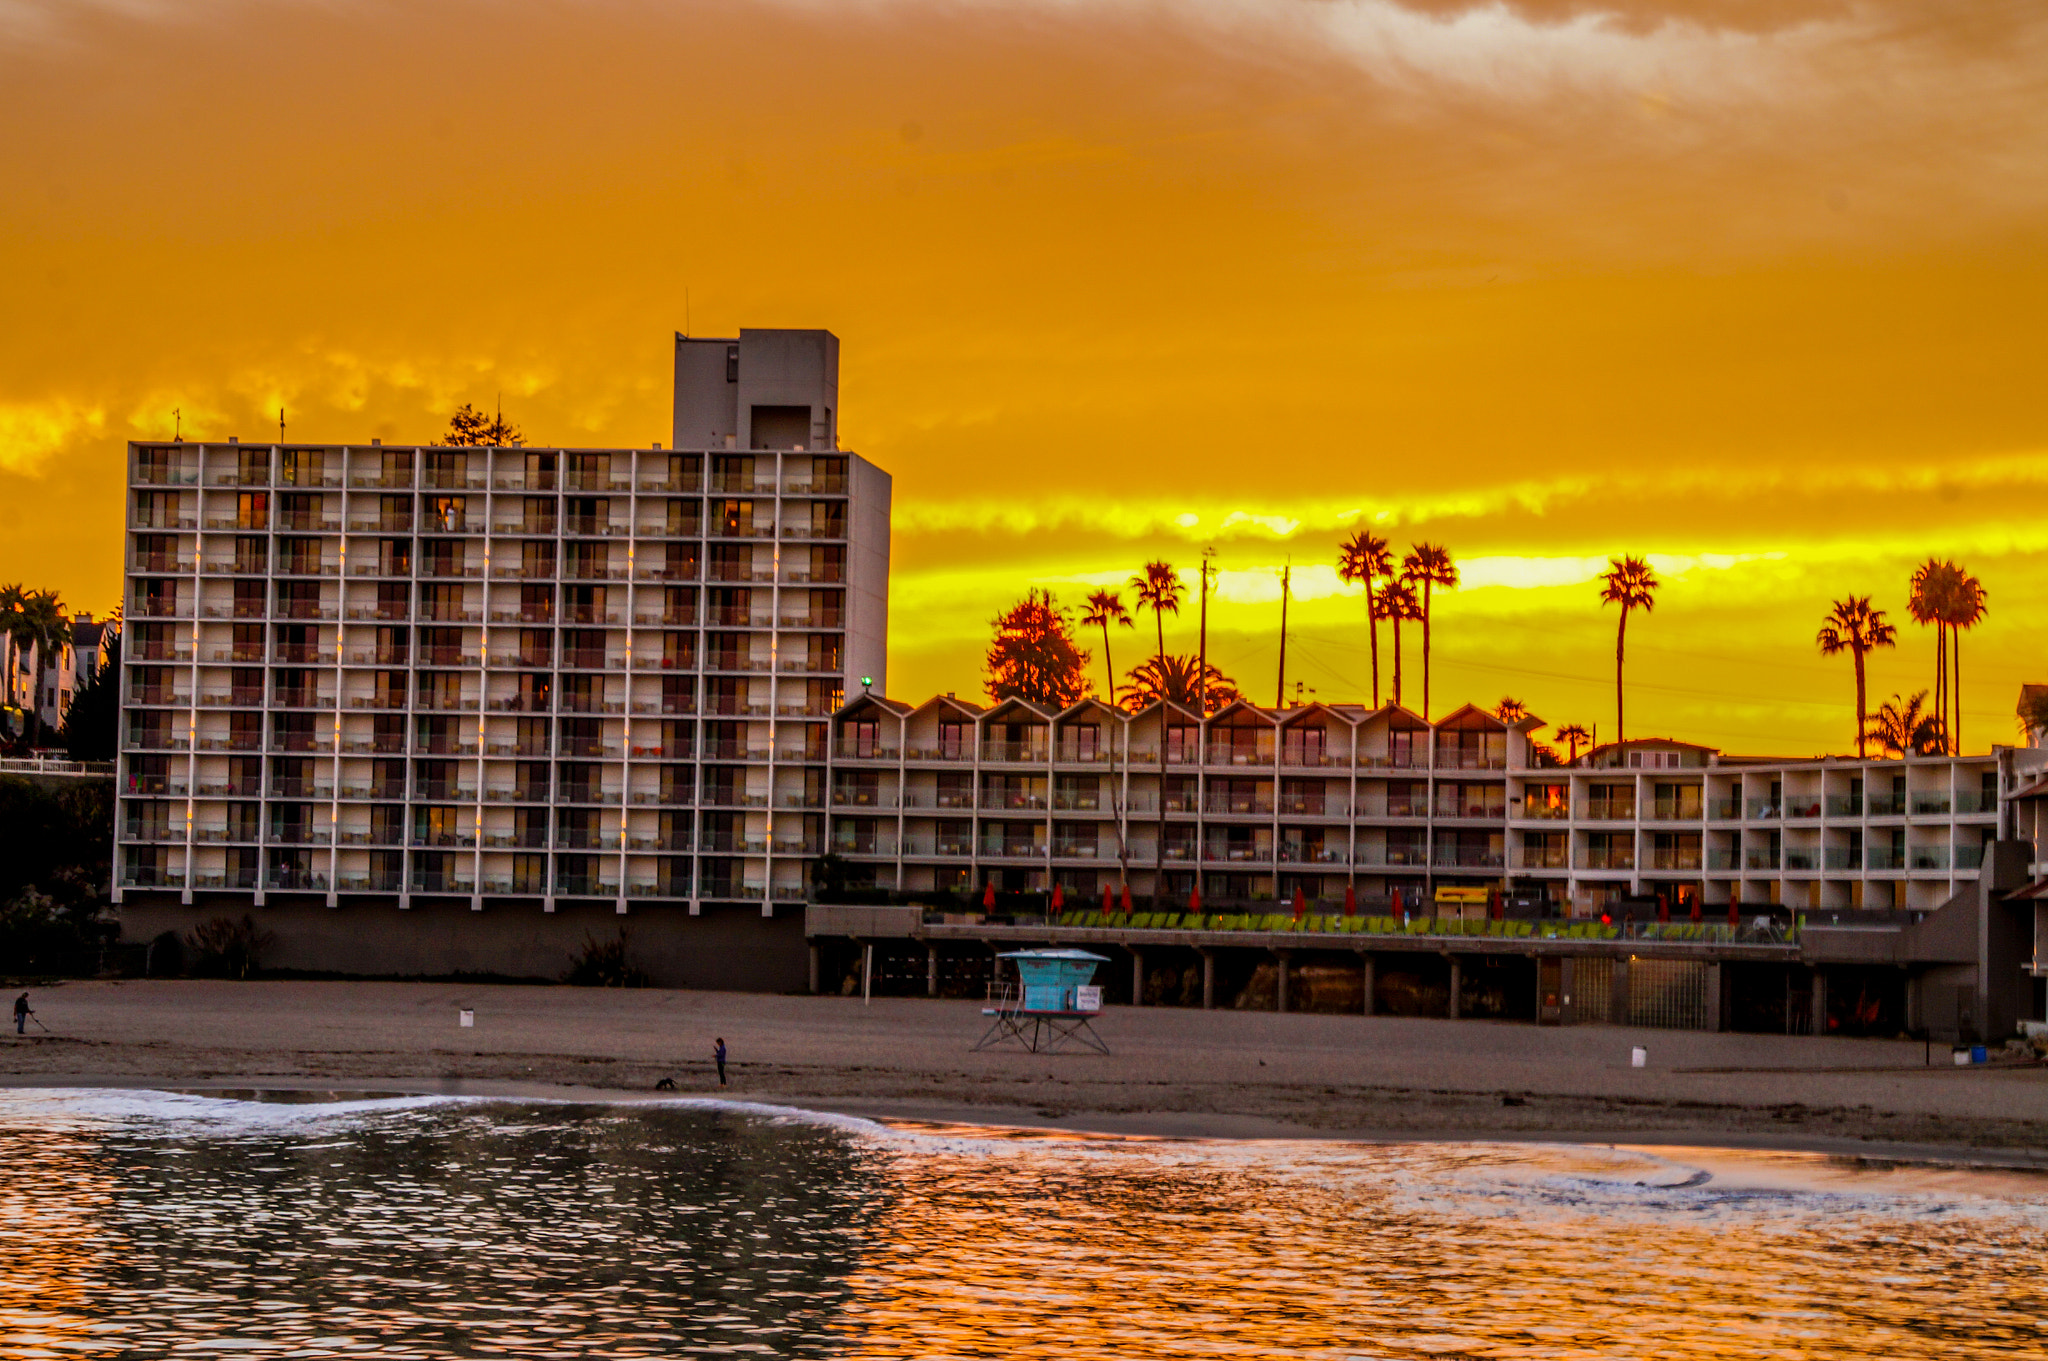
[1197,546,1215,716]
[1275,562,1291,709]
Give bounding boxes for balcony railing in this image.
[1204,796,1274,815]
[1579,848,1635,870]
[977,842,1049,860]
[1435,801,1508,820]
[981,743,1050,764]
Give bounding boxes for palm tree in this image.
[14,588,68,749]
[1867,690,1943,758]
[1380,577,1420,709]
[1908,558,1960,753]
[0,582,24,731]
[1122,654,1242,711]
[1336,530,1394,708]
[1554,723,1592,765]
[1131,560,1184,670]
[1943,568,1986,754]
[1598,555,1659,744]
[1400,542,1458,721]
[1816,595,1897,758]
[1493,696,1528,723]
[1080,589,1134,708]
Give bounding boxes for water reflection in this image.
[2,1091,2045,1359]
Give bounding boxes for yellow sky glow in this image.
[3,0,2045,754]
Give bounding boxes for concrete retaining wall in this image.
[119,897,809,992]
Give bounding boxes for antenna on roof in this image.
[172,408,182,442]
[279,407,285,444]
[685,286,690,338]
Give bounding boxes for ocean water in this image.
[2,1089,2045,1358]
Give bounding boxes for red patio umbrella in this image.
[1102,882,1115,915]
[1052,883,1064,911]
[1120,883,1133,912]
[1343,883,1357,917]
[1189,886,1203,912]
[1728,900,1740,928]
[1391,886,1404,921]
[983,881,996,910]
[1657,892,1670,923]
[1488,886,1501,920]
[1689,896,1702,924]
[1292,884,1306,920]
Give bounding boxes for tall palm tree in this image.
[1816,595,1897,758]
[1131,560,1184,670]
[1380,576,1420,709]
[1080,588,1134,708]
[1598,555,1659,744]
[1554,723,1592,765]
[15,588,68,749]
[1400,542,1458,721]
[1493,696,1528,723]
[1908,558,1960,753]
[1943,568,1986,754]
[1336,529,1394,708]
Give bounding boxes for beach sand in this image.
[4,979,2045,1162]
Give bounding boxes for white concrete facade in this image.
[115,329,891,913]
[826,696,2037,915]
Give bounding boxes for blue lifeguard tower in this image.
[973,948,1111,1054]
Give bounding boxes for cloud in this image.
[0,397,106,474]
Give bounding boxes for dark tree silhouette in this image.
[443,403,523,447]
[1120,654,1242,712]
[985,589,1092,708]
[62,623,121,762]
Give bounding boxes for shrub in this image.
[564,930,650,987]
[185,915,274,979]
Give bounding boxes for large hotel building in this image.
[112,326,2047,1002]
[115,329,888,987]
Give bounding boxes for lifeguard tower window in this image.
[751,406,811,450]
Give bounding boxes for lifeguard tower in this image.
[973,948,1111,1054]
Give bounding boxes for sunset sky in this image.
[4,0,2045,754]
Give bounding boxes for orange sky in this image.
[3,0,2045,754]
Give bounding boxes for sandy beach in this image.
[4,979,2045,1161]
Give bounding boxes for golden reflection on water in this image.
[0,1128,121,1357]
[1,1092,2044,1360]
[833,1133,2048,1360]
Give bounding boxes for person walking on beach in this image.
[13,994,31,1036]
[714,1037,727,1086]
